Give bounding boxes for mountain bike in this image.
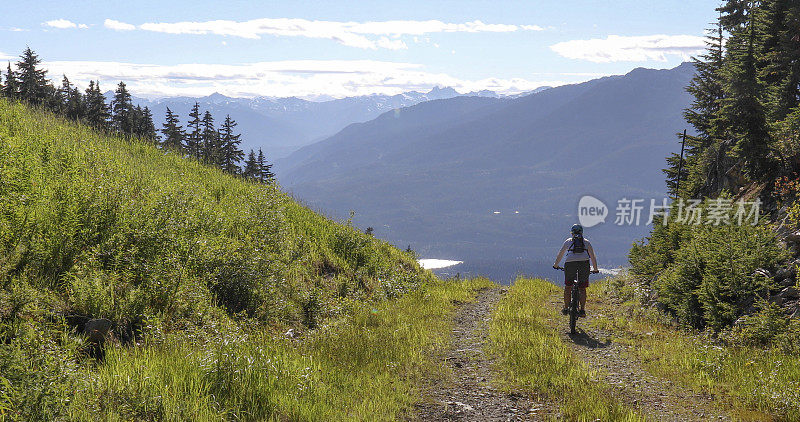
[554,265,598,334]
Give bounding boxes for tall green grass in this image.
[593,278,800,421]
[489,278,642,421]
[68,278,494,421]
[0,98,436,419]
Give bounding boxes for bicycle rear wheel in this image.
[569,287,579,334]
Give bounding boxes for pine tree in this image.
[757,0,800,121]
[84,80,110,131]
[130,105,157,141]
[111,81,134,135]
[160,107,185,151]
[55,75,70,113]
[242,149,259,179]
[719,0,753,31]
[665,21,728,198]
[720,4,776,180]
[185,102,202,158]
[16,47,49,105]
[218,115,244,174]
[2,62,18,99]
[60,76,83,120]
[200,110,217,164]
[257,148,274,183]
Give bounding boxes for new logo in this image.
[578,195,607,227]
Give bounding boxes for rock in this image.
[84,318,112,344]
[775,266,796,281]
[753,268,773,279]
[780,287,799,299]
[445,401,473,413]
[786,231,800,243]
[737,295,756,310]
[770,294,785,306]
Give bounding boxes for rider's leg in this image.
[563,286,570,308]
[579,287,587,310]
[577,260,590,311]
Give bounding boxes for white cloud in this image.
[376,37,407,50]
[78,24,89,29]
[550,34,706,63]
[104,19,136,31]
[44,19,80,29]
[110,18,543,50]
[41,59,569,99]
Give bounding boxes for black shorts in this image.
[564,260,590,288]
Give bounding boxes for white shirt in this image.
[561,237,593,262]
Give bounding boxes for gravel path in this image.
[544,294,730,422]
[411,287,555,421]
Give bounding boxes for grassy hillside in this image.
[0,98,448,419]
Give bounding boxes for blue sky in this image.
[0,0,720,99]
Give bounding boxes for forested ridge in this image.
[629,1,800,343]
[1,47,274,182]
[665,0,800,198]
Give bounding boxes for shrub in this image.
[631,199,787,330]
[696,224,784,330]
[724,301,787,346]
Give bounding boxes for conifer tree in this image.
[200,110,217,163]
[16,47,49,105]
[757,0,800,121]
[60,76,83,120]
[219,114,244,174]
[131,105,157,141]
[2,63,16,99]
[242,149,259,179]
[141,106,157,142]
[84,80,110,131]
[257,148,274,183]
[720,4,775,180]
[161,107,185,151]
[55,75,70,113]
[111,81,134,135]
[665,21,728,197]
[185,102,202,158]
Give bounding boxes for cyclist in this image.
[553,224,599,317]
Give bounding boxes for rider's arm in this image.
[553,240,568,267]
[587,242,598,271]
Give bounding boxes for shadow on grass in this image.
[568,328,611,349]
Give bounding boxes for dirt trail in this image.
[544,294,730,422]
[412,287,555,421]
[412,286,730,421]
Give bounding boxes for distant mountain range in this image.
[276,63,696,281]
[123,87,540,159]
